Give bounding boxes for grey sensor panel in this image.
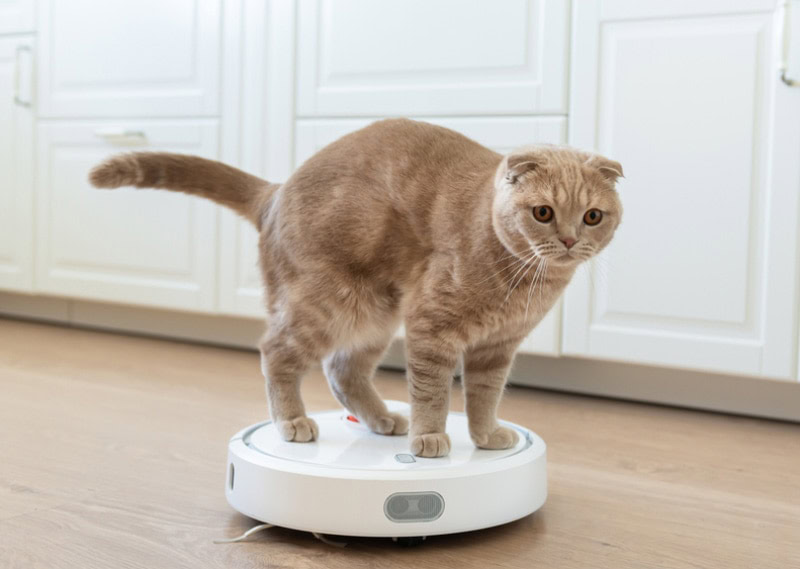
[384,492,444,522]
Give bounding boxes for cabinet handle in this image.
[94,129,148,145]
[780,0,799,86]
[13,45,32,107]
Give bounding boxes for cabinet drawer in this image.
[0,0,34,34]
[296,0,569,116]
[35,120,219,312]
[37,0,220,118]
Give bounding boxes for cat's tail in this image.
[89,152,277,228]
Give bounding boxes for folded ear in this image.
[586,155,624,183]
[495,152,545,187]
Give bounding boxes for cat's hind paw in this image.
[471,425,519,450]
[410,432,451,458]
[276,416,319,442]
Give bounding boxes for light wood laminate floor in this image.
[1,318,798,568]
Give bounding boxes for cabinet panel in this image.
[217,0,294,318]
[35,120,219,312]
[296,0,568,116]
[0,0,34,34]
[600,0,777,21]
[564,1,800,379]
[37,0,220,118]
[0,36,34,292]
[218,219,263,316]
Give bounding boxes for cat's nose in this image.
[559,237,577,249]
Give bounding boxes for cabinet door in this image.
[37,0,220,118]
[0,0,34,33]
[0,36,34,292]
[296,0,569,116]
[35,120,219,312]
[564,0,800,379]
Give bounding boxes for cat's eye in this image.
[533,206,553,223]
[584,209,603,226]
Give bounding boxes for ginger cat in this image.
[90,119,623,458]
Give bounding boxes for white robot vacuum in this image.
[225,401,546,540]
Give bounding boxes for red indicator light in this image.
[346,415,360,423]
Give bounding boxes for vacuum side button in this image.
[394,453,416,464]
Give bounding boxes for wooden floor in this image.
[1,318,798,569]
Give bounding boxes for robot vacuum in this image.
[225,401,546,539]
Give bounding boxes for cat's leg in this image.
[259,316,332,443]
[462,335,525,450]
[322,333,409,436]
[404,312,463,458]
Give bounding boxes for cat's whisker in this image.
[502,249,537,282]
[476,253,533,288]
[539,260,549,302]
[509,263,536,305]
[503,252,537,295]
[584,252,609,298]
[476,260,531,294]
[503,247,543,304]
[577,261,593,295]
[473,246,543,290]
[523,260,541,318]
[487,250,519,268]
[504,250,538,303]
[594,254,610,293]
[524,258,547,319]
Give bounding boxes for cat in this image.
[90,118,623,458]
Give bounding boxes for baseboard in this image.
[0,291,264,351]
[0,291,71,323]
[2,291,798,422]
[383,340,800,422]
[69,299,265,350]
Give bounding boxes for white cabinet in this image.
[564,0,800,380]
[0,0,34,34]
[0,36,35,292]
[296,0,569,116]
[35,121,220,312]
[36,0,220,118]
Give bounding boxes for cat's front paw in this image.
[410,432,451,458]
[471,425,518,450]
[276,416,319,442]
[368,412,409,436]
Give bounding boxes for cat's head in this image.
[491,146,623,267]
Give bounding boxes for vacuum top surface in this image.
[238,402,535,472]
[226,401,548,536]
